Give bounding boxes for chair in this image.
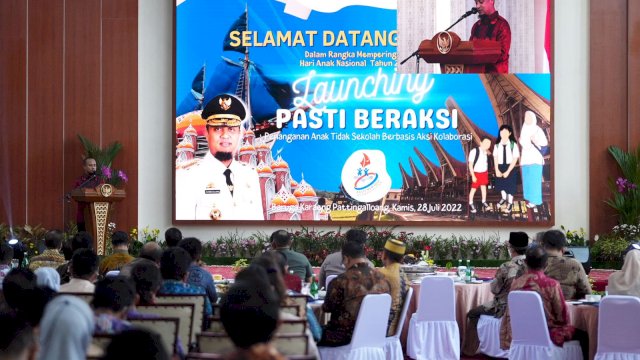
[130,317,179,355]
[318,293,392,360]
[507,291,582,359]
[156,294,206,344]
[277,319,307,335]
[325,274,338,290]
[289,294,308,316]
[136,303,194,350]
[477,314,509,358]
[186,353,316,360]
[384,286,414,359]
[89,334,114,358]
[406,277,459,360]
[273,334,309,356]
[58,292,93,304]
[197,333,235,355]
[207,317,225,334]
[595,295,640,360]
[281,304,302,317]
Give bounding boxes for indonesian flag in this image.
[276,0,397,20]
[545,0,552,67]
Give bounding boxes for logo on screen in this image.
[341,150,391,203]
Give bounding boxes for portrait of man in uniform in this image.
[175,94,264,220]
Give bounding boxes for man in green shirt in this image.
[271,230,313,282]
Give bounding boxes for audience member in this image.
[56,231,93,284]
[542,230,591,300]
[500,245,588,359]
[59,249,99,293]
[320,240,391,346]
[0,243,14,289]
[39,295,95,360]
[34,267,61,292]
[158,247,212,316]
[270,250,302,292]
[607,244,640,297]
[271,230,313,282]
[29,230,65,271]
[99,231,134,275]
[119,241,162,277]
[378,238,410,337]
[222,266,285,360]
[164,227,183,247]
[178,237,217,305]
[102,328,170,360]
[92,277,135,334]
[0,312,37,360]
[463,231,528,356]
[2,269,39,319]
[318,229,373,288]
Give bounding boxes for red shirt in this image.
[73,173,101,222]
[470,11,511,73]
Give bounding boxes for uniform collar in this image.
[203,152,242,173]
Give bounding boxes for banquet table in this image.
[567,303,599,360]
[400,280,494,352]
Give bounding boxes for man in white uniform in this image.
[175,94,264,220]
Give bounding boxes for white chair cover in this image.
[325,274,338,290]
[384,287,414,360]
[318,293,391,360]
[477,315,509,358]
[595,295,640,360]
[508,291,582,360]
[406,277,460,360]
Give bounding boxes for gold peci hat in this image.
[384,238,406,255]
[201,94,246,127]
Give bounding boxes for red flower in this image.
[424,245,432,251]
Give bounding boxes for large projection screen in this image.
[174,0,553,226]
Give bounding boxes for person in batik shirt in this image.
[470,0,511,73]
[319,240,391,346]
[500,245,588,360]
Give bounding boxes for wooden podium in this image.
[71,184,125,255]
[418,31,501,74]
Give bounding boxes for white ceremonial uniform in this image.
[176,152,264,220]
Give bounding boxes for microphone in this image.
[445,8,479,31]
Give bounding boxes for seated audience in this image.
[178,237,217,305]
[251,253,321,356]
[0,243,14,289]
[29,230,65,271]
[99,231,135,275]
[39,295,95,360]
[164,227,182,248]
[221,265,285,360]
[607,243,640,297]
[319,240,391,346]
[3,268,55,326]
[56,231,93,284]
[271,230,313,282]
[463,231,528,356]
[543,230,591,300]
[318,229,373,288]
[0,312,37,360]
[92,276,135,334]
[119,241,162,277]
[102,328,170,360]
[378,238,410,337]
[158,247,212,316]
[35,267,61,292]
[500,245,588,359]
[59,249,99,293]
[272,250,302,292]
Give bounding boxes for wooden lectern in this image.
[418,31,501,74]
[71,184,125,255]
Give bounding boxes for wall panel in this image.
[0,0,28,227]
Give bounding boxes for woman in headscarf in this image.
[38,295,94,360]
[607,245,640,297]
[35,267,61,292]
[518,110,548,209]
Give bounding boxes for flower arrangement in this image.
[99,165,128,188]
[606,146,640,225]
[232,258,249,274]
[561,225,587,246]
[611,223,640,241]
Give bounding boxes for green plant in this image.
[606,145,640,225]
[590,234,629,262]
[232,258,249,273]
[77,134,123,168]
[561,225,587,246]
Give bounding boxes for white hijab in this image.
[38,295,95,360]
[608,250,640,297]
[35,267,61,292]
[519,111,548,165]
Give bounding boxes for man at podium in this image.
[470,0,511,73]
[72,157,100,231]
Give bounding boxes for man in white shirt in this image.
[175,94,264,220]
[468,136,493,213]
[59,249,99,293]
